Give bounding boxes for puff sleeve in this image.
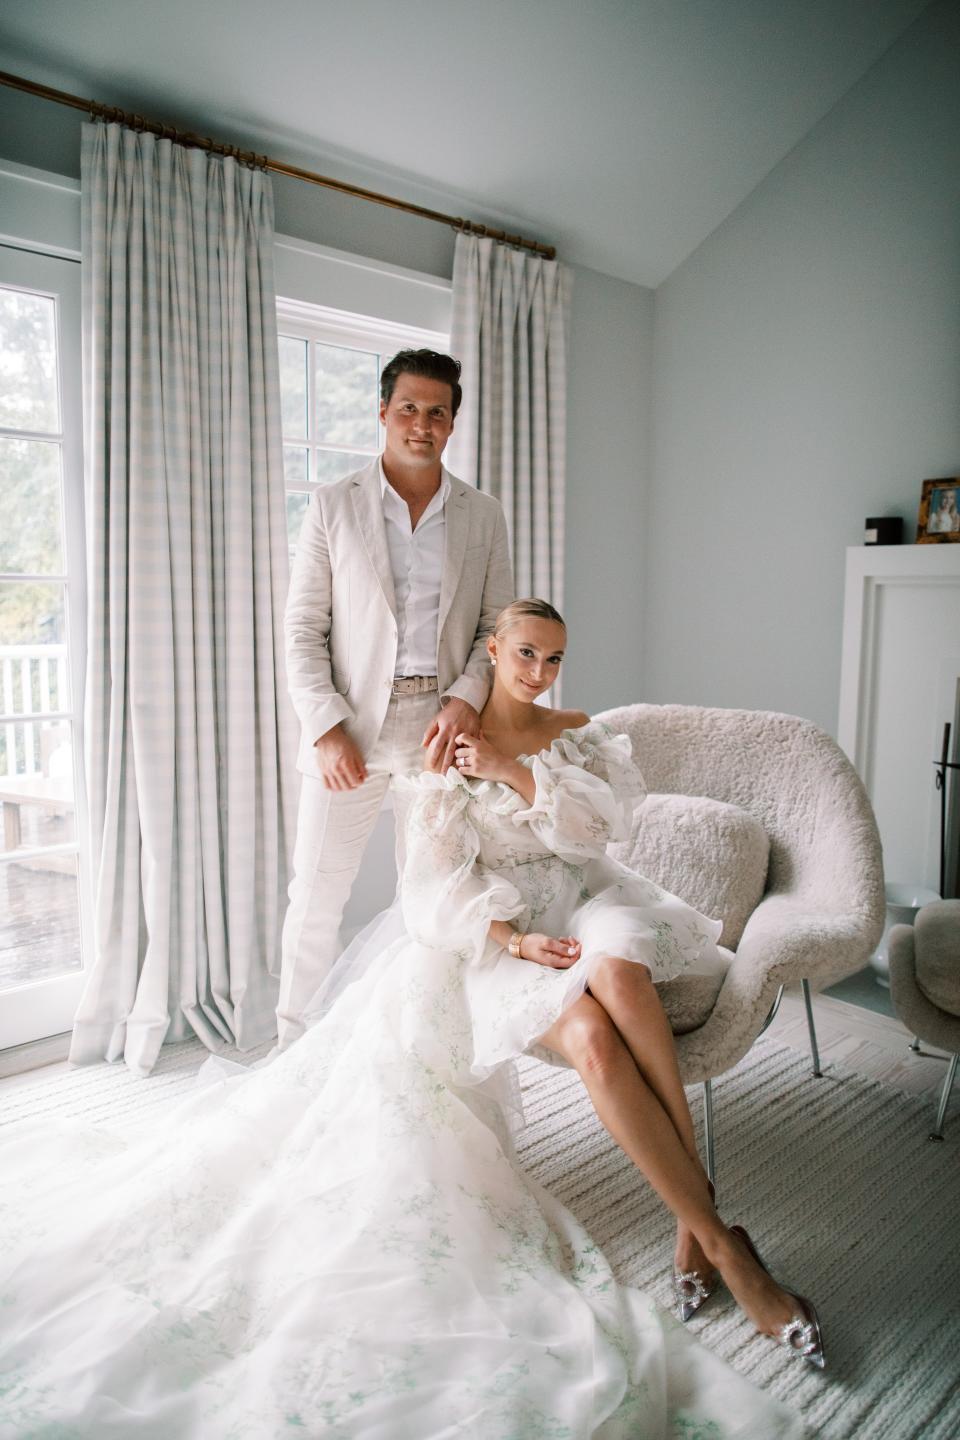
[512,724,646,862]
[397,774,525,965]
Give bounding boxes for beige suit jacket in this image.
[285,458,514,773]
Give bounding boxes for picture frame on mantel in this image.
[917,477,960,542]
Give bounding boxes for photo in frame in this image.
[917,477,960,542]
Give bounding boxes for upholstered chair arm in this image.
[736,893,882,985]
[674,892,882,1083]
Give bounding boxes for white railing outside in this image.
[0,644,70,779]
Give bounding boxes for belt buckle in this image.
[392,675,436,696]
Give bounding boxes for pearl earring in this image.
[491,657,497,665]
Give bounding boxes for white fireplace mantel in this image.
[838,545,960,893]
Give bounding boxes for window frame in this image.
[0,242,92,1049]
[276,297,448,525]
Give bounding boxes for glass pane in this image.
[286,491,310,559]
[315,343,379,448]
[0,286,59,433]
[0,856,82,992]
[283,446,309,488]
[0,717,74,806]
[0,582,69,717]
[0,437,64,575]
[316,449,370,486]
[0,717,75,843]
[279,334,308,440]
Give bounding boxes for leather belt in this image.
[391,675,439,696]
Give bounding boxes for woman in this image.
[434,598,822,1357]
[0,601,814,1439]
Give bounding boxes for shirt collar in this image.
[379,457,451,512]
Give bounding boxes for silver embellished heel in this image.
[673,1267,714,1323]
[777,1304,825,1366]
[673,1179,719,1323]
[728,1224,826,1370]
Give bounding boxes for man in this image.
[277,349,514,1048]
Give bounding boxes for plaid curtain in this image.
[447,233,571,611]
[71,120,297,1074]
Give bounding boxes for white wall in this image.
[646,0,960,737]
[564,265,653,710]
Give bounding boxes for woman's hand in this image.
[517,933,582,969]
[453,731,512,783]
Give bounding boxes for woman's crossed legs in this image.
[537,956,803,1339]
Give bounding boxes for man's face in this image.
[380,374,455,471]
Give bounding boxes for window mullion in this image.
[276,299,449,558]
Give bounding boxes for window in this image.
[276,300,448,558]
[0,245,90,1049]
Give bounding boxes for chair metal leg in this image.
[702,1079,716,1186]
[908,1043,953,1060]
[929,1053,958,1142]
[910,1036,922,1053]
[800,977,823,1077]
[757,984,786,1037]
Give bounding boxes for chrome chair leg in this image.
[800,977,823,1077]
[702,1079,716,1185]
[929,1053,958,1142]
[699,980,820,1185]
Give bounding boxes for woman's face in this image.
[489,619,566,703]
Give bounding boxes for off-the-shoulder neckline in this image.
[395,721,608,793]
[516,719,600,763]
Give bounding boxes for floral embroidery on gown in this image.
[396,722,725,1078]
[0,724,802,1439]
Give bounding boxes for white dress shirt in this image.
[380,460,450,677]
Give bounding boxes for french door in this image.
[0,243,91,1049]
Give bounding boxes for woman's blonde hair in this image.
[493,598,566,637]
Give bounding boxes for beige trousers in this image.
[277,691,438,1049]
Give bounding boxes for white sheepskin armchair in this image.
[596,704,886,1085]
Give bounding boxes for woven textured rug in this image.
[3,1036,958,1439]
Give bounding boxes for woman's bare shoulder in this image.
[558,707,591,731]
[537,707,591,744]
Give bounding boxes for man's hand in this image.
[422,698,480,774]
[313,723,368,791]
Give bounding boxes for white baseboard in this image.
[0,1031,71,1080]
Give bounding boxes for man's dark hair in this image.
[380,349,463,418]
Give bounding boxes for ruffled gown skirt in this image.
[0,932,800,1439]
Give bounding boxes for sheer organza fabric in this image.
[0,725,798,1438]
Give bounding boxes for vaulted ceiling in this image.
[0,0,932,286]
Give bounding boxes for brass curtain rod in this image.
[0,68,556,260]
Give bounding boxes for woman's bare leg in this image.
[539,991,803,1337]
[585,957,710,1280]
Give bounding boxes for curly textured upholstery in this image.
[596,703,886,1084]
[889,901,960,1052]
[610,792,769,950]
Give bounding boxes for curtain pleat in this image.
[72,120,297,1075]
[448,234,571,611]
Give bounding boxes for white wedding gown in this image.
[0,724,802,1438]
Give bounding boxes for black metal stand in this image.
[933,722,960,899]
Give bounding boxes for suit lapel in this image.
[438,473,470,639]
[351,462,397,619]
